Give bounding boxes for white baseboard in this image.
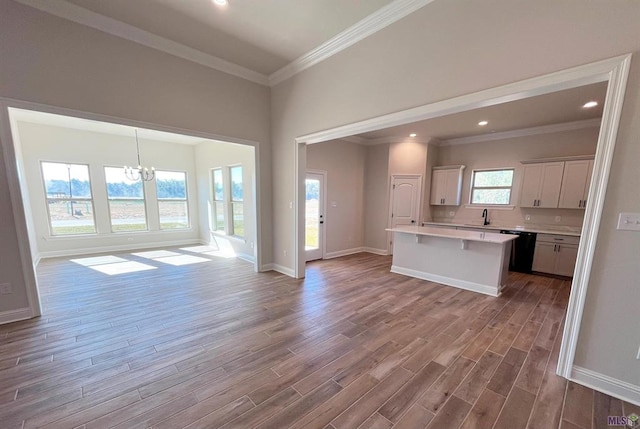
[0,307,33,325]
[390,265,500,297]
[572,365,640,406]
[38,239,201,260]
[259,263,273,272]
[324,247,366,259]
[236,253,256,264]
[268,264,295,277]
[362,247,389,256]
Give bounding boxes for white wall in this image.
[363,144,390,252]
[0,0,271,316]
[422,144,438,222]
[307,140,365,255]
[431,126,599,228]
[389,140,428,177]
[194,141,256,261]
[17,121,200,257]
[270,0,640,394]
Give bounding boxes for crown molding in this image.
[14,0,270,86]
[268,0,435,86]
[439,118,602,146]
[16,0,434,88]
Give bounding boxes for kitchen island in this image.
[386,225,518,296]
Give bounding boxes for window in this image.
[212,168,224,231]
[470,169,514,205]
[41,162,96,235]
[230,166,244,237]
[211,166,245,237]
[156,170,189,230]
[104,167,147,232]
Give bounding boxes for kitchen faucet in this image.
[482,209,490,225]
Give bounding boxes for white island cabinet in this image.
[386,226,517,297]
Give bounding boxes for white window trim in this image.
[104,165,149,233]
[211,167,225,233]
[229,165,244,238]
[40,161,97,237]
[468,167,515,206]
[155,169,191,230]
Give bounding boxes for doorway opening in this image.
[0,101,263,320]
[293,55,631,384]
[305,170,326,261]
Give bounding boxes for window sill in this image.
[43,228,193,240]
[464,204,516,211]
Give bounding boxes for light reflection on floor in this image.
[131,250,181,259]
[69,243,241,276]
[88,260,157,275]
[154,255,212,266]
[70,255,128,266]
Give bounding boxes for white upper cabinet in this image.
[519,162,564,208]
[430,166,464,206]
[558,160,594,209]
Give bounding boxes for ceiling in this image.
[354,81,607,144]
[62,0,394,76]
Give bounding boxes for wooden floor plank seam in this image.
[0,250,624,429]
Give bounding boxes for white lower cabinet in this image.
[532,234,579,277]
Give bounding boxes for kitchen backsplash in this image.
[430,207,584,232]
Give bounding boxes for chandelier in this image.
[124,129,155,181]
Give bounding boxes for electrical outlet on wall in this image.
[0,283,12,295]
[448,211,455,217]
[525,215,531,221]
[555,216,562,222]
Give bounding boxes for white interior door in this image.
[388,175,422,253]
[305,172,325,262]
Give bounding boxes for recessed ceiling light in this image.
[213,0,228,5]
[478,120,489,126]
[409,133,417,137]
[583,101,598,108]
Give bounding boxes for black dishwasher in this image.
[499,230,537,273]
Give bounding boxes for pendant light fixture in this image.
[124,129,155,181]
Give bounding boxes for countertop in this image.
[421,221,582,237]
[386,225,518,244]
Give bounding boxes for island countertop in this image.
[386,225,518,244]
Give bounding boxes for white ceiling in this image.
[62,0,394,75]
[354,81,607,144]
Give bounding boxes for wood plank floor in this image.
[0,248,635,428]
